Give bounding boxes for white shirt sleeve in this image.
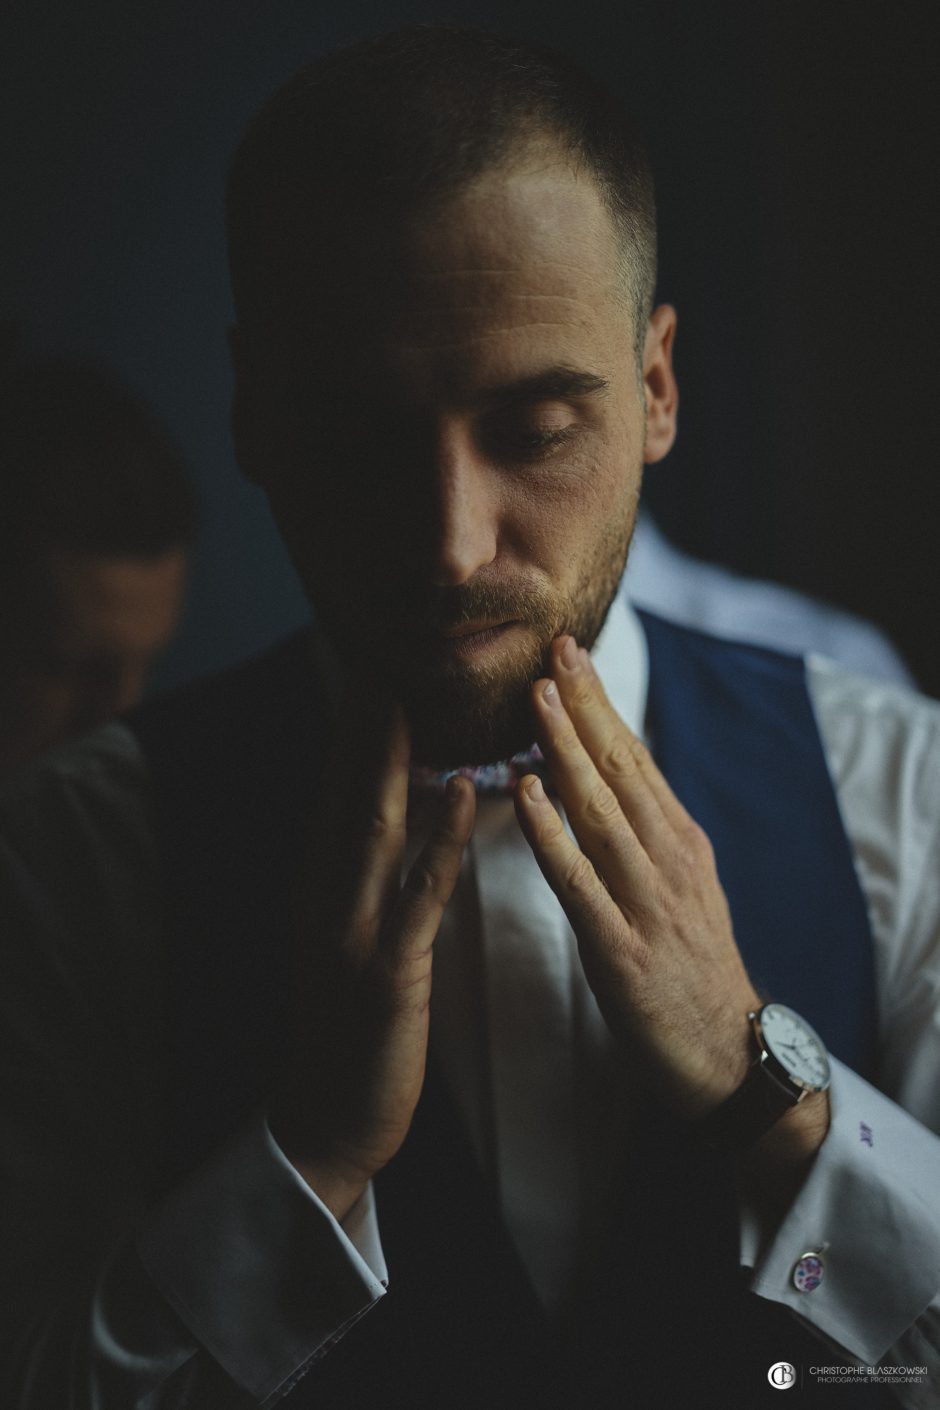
[741,1060,940,1363]
[737,659,940,1399]
[135,1116,386,1405]
[0,726,386,1408]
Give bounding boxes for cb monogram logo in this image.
[768,1362,797,1389]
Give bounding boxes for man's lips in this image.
[440,618,515,640]
[425,619,521,659]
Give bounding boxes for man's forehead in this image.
[276,156,618,316]
[273,161,627,395]
[401,157,616,270]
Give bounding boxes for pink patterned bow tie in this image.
[409,744,548,797]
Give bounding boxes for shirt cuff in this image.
[741,1057,940,1363]
[135,1112,387,1403]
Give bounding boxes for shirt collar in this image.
[590,586,649,740]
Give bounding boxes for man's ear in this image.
[642,304,679,464]
[229,325,266,486]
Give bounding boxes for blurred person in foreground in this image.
[1,26,938,1410]
[0,358,195,774]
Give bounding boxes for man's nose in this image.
[428,428,499,587]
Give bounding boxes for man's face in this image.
[237,151,677,765]
[0,545,188,772]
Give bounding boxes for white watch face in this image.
[759,1004,831,1091]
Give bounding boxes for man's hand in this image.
[514,635,829,1164]
[268,704,475,1221]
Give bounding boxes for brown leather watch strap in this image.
[700,1055,802,1153]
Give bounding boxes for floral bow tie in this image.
[409,744,548,797]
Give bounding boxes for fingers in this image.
[341,708,413,949]
[383,775,476,975]
[303,700,409,959]
[573,641,687,827]
[533,674,656,894]
[531,645,666,898]
[543,635,690,845]
[513,773,631,968]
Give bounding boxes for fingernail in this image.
[560,636,578,670]
[542,680,560,708]
[524,774,545,802]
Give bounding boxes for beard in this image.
[314,505,634,769]
[403,525,630,767]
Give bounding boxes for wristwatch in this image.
[702,1002,831,1152]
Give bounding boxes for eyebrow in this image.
[472,367,610,407]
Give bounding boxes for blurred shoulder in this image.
[0,721,153,873]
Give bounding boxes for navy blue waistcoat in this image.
[130,611,892,1409]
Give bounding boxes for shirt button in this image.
[792,1251,825,1292]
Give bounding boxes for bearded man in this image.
[1,25,938,1410]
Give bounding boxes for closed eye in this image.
[480,398,580,462]
[490,425,576,461]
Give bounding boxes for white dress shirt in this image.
[0,595,938,1407]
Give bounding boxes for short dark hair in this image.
[226,23,656,359]
[0,357,197,564]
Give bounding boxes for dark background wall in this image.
[3,0,937,694]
